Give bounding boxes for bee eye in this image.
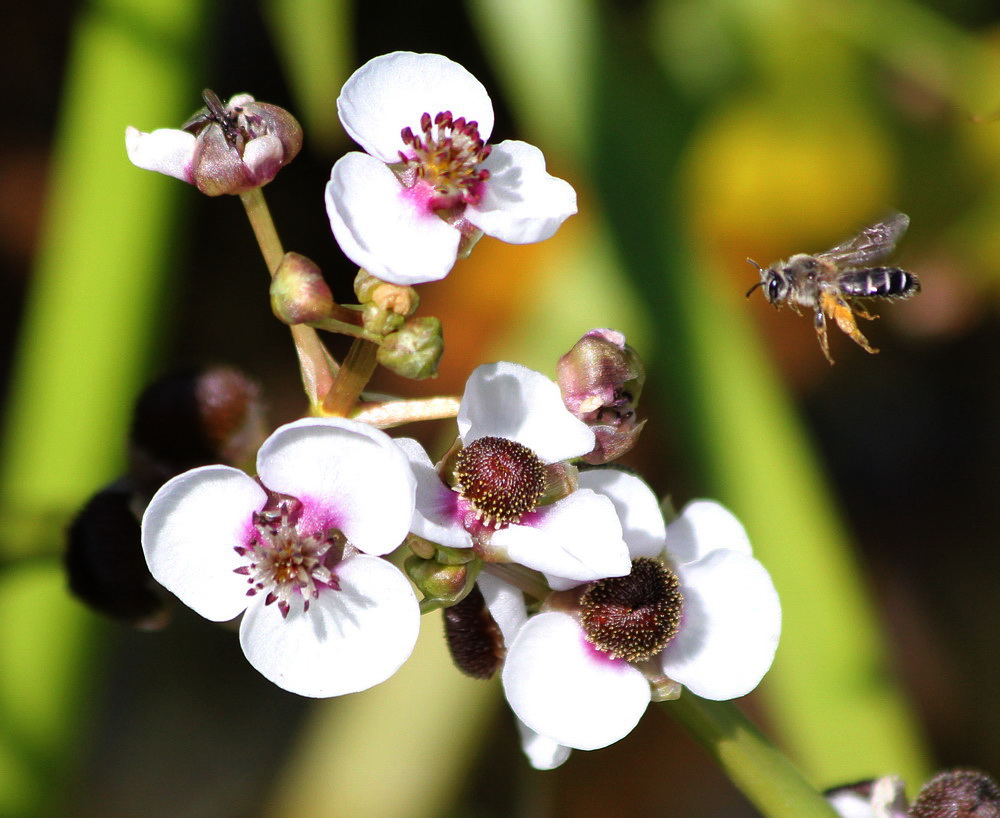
[767,278,782,302]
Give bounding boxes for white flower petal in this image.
[661,550,780,700]
[516,719,572,770]
[326,152,461,285]
[125,126,196,182]
[666,500,752,564]
[477,572,526,645]
[467,141,577,243]
[458,362,594,462]
[337,52,494,162]
[257,418,415,556]
[241,133,284,176]
[395,437,473,549]
[578,469,666,559]
[492,491,630,584]
[141,465,265,621]
[239,553,419,697]
[502,612,650,750]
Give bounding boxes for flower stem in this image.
[240,188,284,273]
[664,695,839,818]
[321,338,379,416]
[239,187,335,411]
[350,396,461,428]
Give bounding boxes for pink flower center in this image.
[234,499,342,618]
[399,111,492,210]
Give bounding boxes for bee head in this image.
[745,259,787,305]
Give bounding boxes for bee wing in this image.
[816,212,910,266]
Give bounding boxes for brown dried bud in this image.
[129,366,266,497]
[65,483,171,629]
[270,252,334,325]
[442,584,506,679]
[910,770,1000,818]
[557,329,645,464]
[377,317,443,379]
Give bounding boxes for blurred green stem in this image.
[666,696,839,817]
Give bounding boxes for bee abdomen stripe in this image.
[840,267,919,298]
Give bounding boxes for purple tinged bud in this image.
[377,317,444,380]
[557,329,646,464]
[270,252,334,325]
[126,91,302,196]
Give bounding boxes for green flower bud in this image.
[377,317,443,379]
[270,252,333,325]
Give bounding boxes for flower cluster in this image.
[122,50,783,776]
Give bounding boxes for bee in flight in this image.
[746,212,921,364]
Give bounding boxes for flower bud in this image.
[355,270,419,317]
[405,555,472,605]
[557,329,646,464]
[125,90,302,196]
[129,366,266,497]
[270,252,334,325]
[910,770,1000,818]
[377,317,444,379]
[65,483,171,629]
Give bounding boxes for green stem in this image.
[665,695,839,818]
[240,188,284,273]
[239,187,336,411]
[321,338,379,417]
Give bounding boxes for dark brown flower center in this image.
[453,436,546,528]
[399,111,491,208]
[580,557,683,662]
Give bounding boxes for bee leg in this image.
[813,308,834,364]
[853,302,877,321]
[821,291,879,355]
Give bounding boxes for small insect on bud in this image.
[910,769,1000,818]
[129,366,266,497]
[377,317,444,379]
[65,484,171,629]
[556,329,646,464]
[270,252,334,325]
[126,90,303,196]
[442,584,506,679]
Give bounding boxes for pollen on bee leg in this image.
[813,308,834,364]
[824,292,878,355]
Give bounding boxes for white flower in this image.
[397,362,630,585]
[326,52,578,285]
[141,417,419,697]
[501,470,781,755]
